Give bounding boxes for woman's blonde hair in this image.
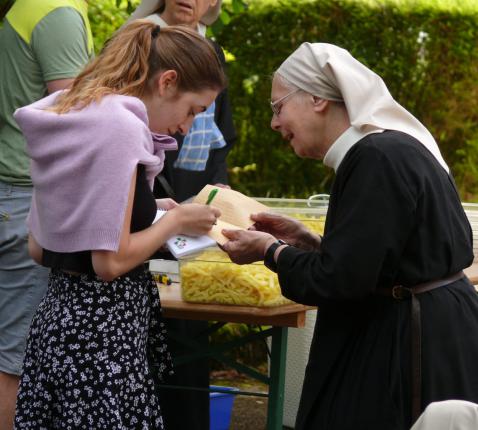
[52,20,226,113]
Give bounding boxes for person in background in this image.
[129,0,236,202]
[129,1,236,429]
[13,21,224,428]
[221,42,478,429]
[0,1,93,428]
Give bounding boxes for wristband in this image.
[264,239,287,272]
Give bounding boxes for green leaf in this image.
[232,0,246,14]
[220,10,231,25]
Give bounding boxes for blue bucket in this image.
[210,385,239,430]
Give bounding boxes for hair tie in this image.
[151,25,161,39]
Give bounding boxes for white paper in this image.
[193,185,270,244]
[154,210,216,258]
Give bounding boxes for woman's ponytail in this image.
[52,21,225,114]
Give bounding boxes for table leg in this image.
[267,326,288,430]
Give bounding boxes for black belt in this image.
[58,264,147,278]
[375,270,465,423]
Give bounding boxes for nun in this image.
[222,43,478,430]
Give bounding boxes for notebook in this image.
[154,210,216,258]
[154,185,270,256]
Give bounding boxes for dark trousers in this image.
[160,318,210,430]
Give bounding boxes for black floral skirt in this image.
[14,269,173,430]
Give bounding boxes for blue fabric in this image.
[174,102,226,171]
[0,180,49,375]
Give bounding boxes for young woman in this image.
[129,2,236,429]
[13,21,224,429]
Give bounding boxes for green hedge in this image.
[87,0,139,50]
[84,0,478,200]
[216,0,478,200]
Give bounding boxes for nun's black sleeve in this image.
[276,131,473,307]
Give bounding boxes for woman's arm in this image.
[28,234,43,265]
[92,167,220,281]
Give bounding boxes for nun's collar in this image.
[323,126,383,172]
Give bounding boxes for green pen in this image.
[206,188,219,205]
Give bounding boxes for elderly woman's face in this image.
[270,76,327,160]
[163,0,217,27]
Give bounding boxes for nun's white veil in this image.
[277,42,449,172]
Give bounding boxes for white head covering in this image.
[410,400,478,430]
[277,42,449,172]
[129,0,222,26]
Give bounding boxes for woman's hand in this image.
[171,203,221,236]
[213,183,231,189]
[156,198,178,210]
[221,229,276,264]
[250,212,321,251]
[28,234,43,265]
[92,170,219,281]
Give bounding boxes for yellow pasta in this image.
[288,214,326,236]
[180,250,292,307]
[179,215,325,307]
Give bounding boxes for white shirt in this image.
[323,127,383,172]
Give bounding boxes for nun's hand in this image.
[221,229,276,265]
[250,212,321,251]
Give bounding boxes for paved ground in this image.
[230,395,268,430]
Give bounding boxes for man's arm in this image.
[46,78,74,94]
[32,7,91,89]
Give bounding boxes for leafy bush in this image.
[86,0,478,200]
[83,0,478,368]
[216,0,478,200]
[88,0,139,51]
[209,323,268,369]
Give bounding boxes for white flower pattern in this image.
[15,269,173,429]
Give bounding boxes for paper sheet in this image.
[193,185,269,244]
[154,210,216,257]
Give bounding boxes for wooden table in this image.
[159,283,312,430]
[158,265,477,429]
[160,283,310,327]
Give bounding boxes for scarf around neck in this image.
[14,91,177,252]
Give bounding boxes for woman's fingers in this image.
[156,198,179,210]
[210,207,221,218]
[213,183,231,189]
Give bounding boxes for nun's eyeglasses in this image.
[270,89,300,116]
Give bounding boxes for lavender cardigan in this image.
[14,92,177,252]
